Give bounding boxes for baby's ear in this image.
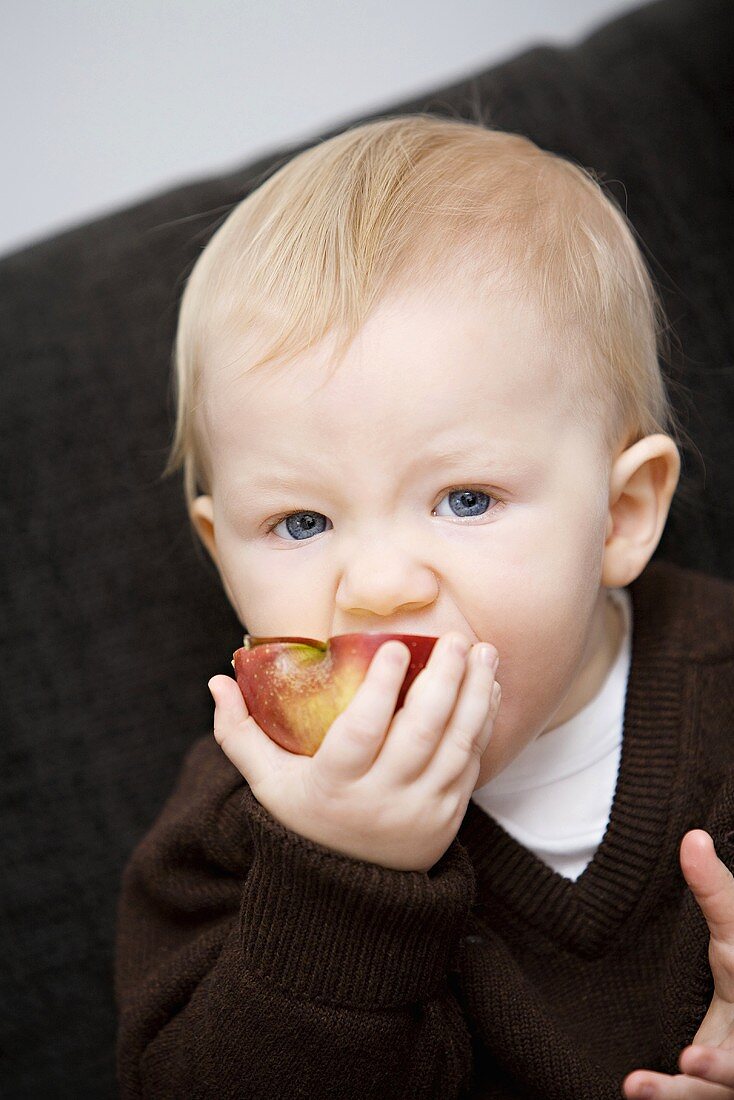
[189,495,219,565]
[601,434,681,588]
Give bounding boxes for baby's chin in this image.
[474,726,512,789]
[474,708,551,789]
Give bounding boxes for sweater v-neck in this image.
[457,560,690,958]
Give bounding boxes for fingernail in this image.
[482,647,500,673]
[208,678,218,703]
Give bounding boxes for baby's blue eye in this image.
[267,488,497,542]
[273,512,329,541]
[438,489,491,519]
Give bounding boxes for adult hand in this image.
[623,830,734,1098]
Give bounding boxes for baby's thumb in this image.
[208,675,283,790]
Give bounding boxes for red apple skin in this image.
[231,633,439,756]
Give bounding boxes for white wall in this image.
[1,0,642,258]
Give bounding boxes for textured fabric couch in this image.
[1,0,731,1094]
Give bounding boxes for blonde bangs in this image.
[163,113,693,516]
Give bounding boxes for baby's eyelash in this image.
[263,487,506,533]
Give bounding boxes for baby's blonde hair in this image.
[163,113,694,515]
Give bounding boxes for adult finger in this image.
[623,1067,734,1098]
[680,830,734,1003]
[680,1045,734,1090]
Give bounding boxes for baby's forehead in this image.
[201,327,582,501]
[203,285,562,416]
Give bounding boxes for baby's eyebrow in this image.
[229,446,510,495]
[226,444,538,507]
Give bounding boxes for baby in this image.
[115,115,734,1099]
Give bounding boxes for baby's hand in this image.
[208,633,500,872]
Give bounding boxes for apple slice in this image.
[231,633,438,756]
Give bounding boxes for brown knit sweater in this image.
[115,559,734,1099]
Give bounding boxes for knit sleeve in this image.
[115,735,478,1100]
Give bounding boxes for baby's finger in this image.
[312,640,411,784]
[423,644,499,794]
[208,674,286,790]
[371,633,473,785]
